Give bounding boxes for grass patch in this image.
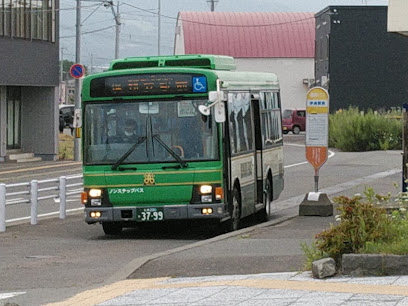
[59,133,74,160]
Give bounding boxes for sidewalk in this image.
[49,272,408,306]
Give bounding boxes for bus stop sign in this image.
[305,87,329,171]
[70,64,85,79]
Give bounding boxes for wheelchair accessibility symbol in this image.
[192,77,207,93]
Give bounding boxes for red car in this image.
[282,109,306,134]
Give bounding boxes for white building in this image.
[174,11,315,110]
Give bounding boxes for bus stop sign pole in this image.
[305,87,329,190]
[299,86,333,217]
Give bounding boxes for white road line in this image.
[0,292,26,300]
[6,208,84,223]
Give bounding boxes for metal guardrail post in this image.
[30,180,38,225]
[59,176,67,219]
[0,184,6,232]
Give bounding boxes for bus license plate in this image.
[136,208,164,222]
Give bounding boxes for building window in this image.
[0,0,55,42]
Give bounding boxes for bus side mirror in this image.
[198,91,226,123]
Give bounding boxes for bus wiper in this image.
[152,134,188,168]
[111,136,146,171]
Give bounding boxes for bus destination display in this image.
[90,74,207,98]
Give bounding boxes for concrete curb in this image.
[342,254,408,276]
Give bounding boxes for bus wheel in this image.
[292,126,300,134]
[258,179,272,222]
[225,189,241,232]
[102,222,123,235]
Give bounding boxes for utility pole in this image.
[60,48,64,83]
[74,0,81,161]
[108,1,121,59]
[207,0,218,12]
[158,0,161,55]
[90,53,94,74]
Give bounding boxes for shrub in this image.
[302,188,408,268]
[329,107,402,152]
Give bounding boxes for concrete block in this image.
[312,257,336,279]
[383,255,408,275]
[342,254,383,276]
[299,192,333,217]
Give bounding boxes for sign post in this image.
[70,63,85,161]
[299,86,333,217]
[305,87,329,192]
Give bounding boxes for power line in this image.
[60,25,115,38]
[121,3,314,28]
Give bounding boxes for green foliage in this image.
[300,241,328,270]
[314,195,393,262]
[329,107,402,152]
[302,188,408,268]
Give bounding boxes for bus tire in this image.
[258,179,272,222]
[225,188,241,232]
[102,222,123,235]
[292,126,301,134]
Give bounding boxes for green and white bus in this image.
[81,54,284,235]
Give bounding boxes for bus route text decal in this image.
[109,188,144,194]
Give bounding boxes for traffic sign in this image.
[305,87,329,191]
[70,64,85,79]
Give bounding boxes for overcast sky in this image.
[60,0,388,70]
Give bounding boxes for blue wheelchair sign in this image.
[192,77,207,93]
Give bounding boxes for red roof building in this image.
[174,11,316,110]
[174,12,315,58]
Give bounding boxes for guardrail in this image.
[0,175,83,232]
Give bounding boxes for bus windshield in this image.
[83,99,219,165]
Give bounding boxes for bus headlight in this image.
[200,185,212,194]
[89,189,102,198]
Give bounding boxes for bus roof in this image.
[109,54,236,71]
[215,70,279,90]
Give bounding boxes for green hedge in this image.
[329,107,402,151]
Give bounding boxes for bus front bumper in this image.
[85,204,225,224]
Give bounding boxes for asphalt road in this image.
[0,134,403,305]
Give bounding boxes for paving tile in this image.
[391,276,408,286]
[252,288,309,300]
[396,297,408,305]
[346,293,405,305]
[159,275,249,284]
[249,272,297,281]
[191,287,267,303]
[98,288,179,305]
[236,298,298,306]
[149,287,227,304]
[302,291,353,299]
[346,276,400,286]
[291,297,346,306]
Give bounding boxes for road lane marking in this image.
[6,208,84,223]
[0,292,26,300]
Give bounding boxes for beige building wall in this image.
[388,0,408,36]
[234,58,314,110]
